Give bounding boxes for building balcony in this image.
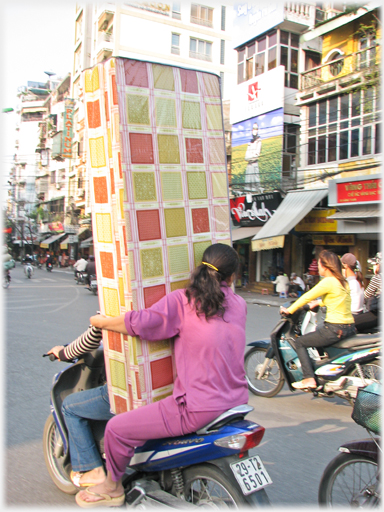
[284,3,316,28]
[97,31,114,46]
[190,16,213,28]
[189,51,212,62]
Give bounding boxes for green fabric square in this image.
[164,208,187,238]
[133,172,157,202]
[155,98,177,127]
[168,245,190,274]
[187,172,207,200]
[109,359,127,391]
[182,101,201,130]
[127,94,150,125]
[161,172,183,200]
[206,104,223,131]
[193,241,212,267]
[158,134,180,164]
[153,64,175,91]
[141,248,164,279]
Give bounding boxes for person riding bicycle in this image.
[75,243,249,508]
[280,250,356,391]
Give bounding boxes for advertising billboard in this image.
[231,108,283,193]
[233,1,284,49]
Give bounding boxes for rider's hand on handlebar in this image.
[46,346,64,360]
[309,300,321,310]
[280,306,290,316]
[90,314,107,329]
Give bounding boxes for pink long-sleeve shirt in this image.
[124,285,249,412]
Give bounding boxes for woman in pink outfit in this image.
[76,243,249,507]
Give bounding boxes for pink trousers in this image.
[104,395,225,481]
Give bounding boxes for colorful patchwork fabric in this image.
[82,58,231,413]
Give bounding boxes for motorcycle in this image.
[244,303,381,403]
[43,348,272,507]
[75,271,86,285]
[318,382,381,507]
[24,261,34,279]
[86,274,98,295]
[3,269,11,288]
[47,262,53,272]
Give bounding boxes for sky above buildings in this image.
[1,1,75,191]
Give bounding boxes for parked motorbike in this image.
[24,262,34,279]
[318,382,381,507]
[43,348,272,507]
[244,304,381,403]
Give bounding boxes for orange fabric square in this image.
[136,210,161,242]
[114,394,128,414]
[104,91,109,122]
[191,208,210,234]
[100,251,114,279]
[135,371,142,399]
[111,74,118,105]
[151,356,173,389]
[110,168,115,194]
[93,176,108,203]
[115,241,122,271]
[143,284,166,309]
[87,100,101,129]
[108,330,122,352]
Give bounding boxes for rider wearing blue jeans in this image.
[48,326,113,487]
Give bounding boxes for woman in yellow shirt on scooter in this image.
[280,250,356,390]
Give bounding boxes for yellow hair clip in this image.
[202,261,218,272]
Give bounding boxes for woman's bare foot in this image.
[79,467,106,486]
[77,475,124,504]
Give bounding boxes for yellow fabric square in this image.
[119,188,124,219]
[118,277,125,307]
[133,172,157,202]
[84,67,100,92]
[127,94,150,125]
[129,252,135,281]
[161,172,183,201]
[96,213,113,243]
[214,206,230,232]
[203,74,221,97]
[170,279,189,292]
[89,137,106,168]
[140,248,164,279]
[164,209,187,238]
[168,244,189,274]
[148,339,171,354]
[155,98,177,127]
[103,287,120,317]
[212,173,228,198]
[153,64,175,91]
[206,104,223,131]
[193,241,212,267]
[107,129,112,158]
[209,138,225,164]
[182,101,201,130]
[114,113,120,143]
[157,134,180,164]
[109,359,127,391]
[187,172,207,200]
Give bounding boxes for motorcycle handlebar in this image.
[42,353,57,361]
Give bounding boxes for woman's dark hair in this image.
[344,261,365,289]
[318,250,347,288]
[185,243,239,320]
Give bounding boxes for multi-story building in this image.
[71,1,237,252]
[250,1,381,285]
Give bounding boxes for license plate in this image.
[230,455,272,495]
[91,280,97,286]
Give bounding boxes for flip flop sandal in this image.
[75,488,125,508]
[70,471,99,488]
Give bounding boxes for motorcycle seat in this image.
[196,404,254,434]
[333,333,381,351]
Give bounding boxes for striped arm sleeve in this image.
[364,274,382,299]
[59,326,103,361]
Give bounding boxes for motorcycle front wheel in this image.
[43,414,78,495]
[183,464,246,507]
[244,347,285,397]
[318,452,379,507]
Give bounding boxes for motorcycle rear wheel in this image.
[3,275,10,288]
[183,464,246,507]
[350,361,381,383]
[318,452,379,507]
[43,414,78,495]
[244,347,285,397]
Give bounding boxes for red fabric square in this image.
[143,284,166,309]
[135,371,142,399]
[180,69,199,94]
[111,74,118,105]
[192,208,210,233]
[186,138,204,163]
[108,330,122,352]
[87,100,101,129]
[129,133,154,164]
[100,251,114,279]
[104,91,109,122]
[150,356,173,389]
[136,210,161,241]
[93,176,108,203]
[124,60,149,88]
[114,395,127,414]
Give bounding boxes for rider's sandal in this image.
[292,380,317,390]
[75,488,125,508]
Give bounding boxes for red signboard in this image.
[337,178,381,204]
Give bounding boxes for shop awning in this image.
[327,207,381,220]
[40,233,66,249]
[252,188,329,250]
[80,236,93,248]
[231,226,262,242]
[60,237,69,249]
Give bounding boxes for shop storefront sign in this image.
[329,175,381,206]
[295,209,338,232]
[252,235,285,251]
[48,222,64,233]
[312,234,355,246]
[63,99,75,158]
[230,192,282,227]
